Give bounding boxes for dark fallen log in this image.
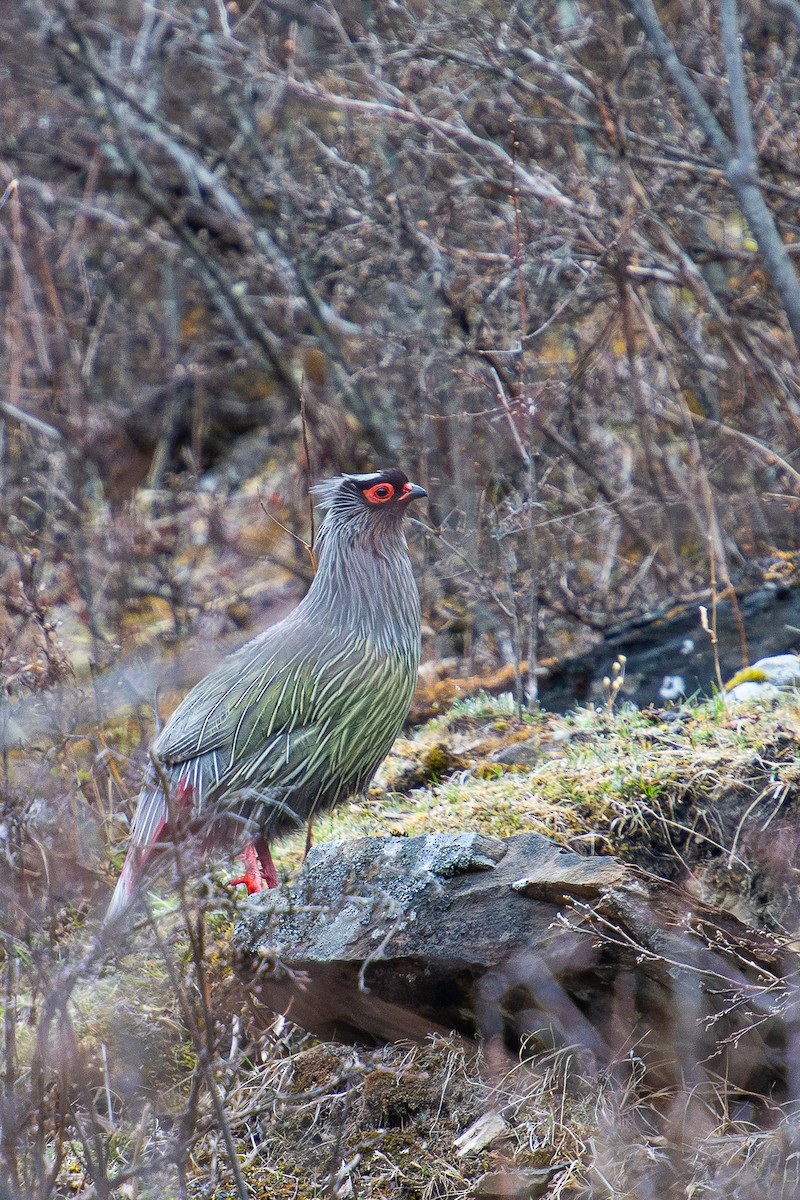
[538,583,800,711]
[234,832,796,1103]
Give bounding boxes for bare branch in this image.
[625,0,800,352]
[270,75,574,209]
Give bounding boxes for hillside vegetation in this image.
[4,686,800,1198]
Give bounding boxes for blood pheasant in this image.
[107,468,426,919]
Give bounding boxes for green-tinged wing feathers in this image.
[153,617,416,827]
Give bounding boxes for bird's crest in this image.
[309,476,346,511]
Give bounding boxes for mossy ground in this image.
[292,694,800,929]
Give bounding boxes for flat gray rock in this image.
[238,831,622,965]
[234,832,792,1100]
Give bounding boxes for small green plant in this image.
[450,691,518,719]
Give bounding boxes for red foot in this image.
[229,837,279,893]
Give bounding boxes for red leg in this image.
[229,836,278,893]
[303,817,315,861]
[255,837,279,889]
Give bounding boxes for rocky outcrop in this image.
[538,584,800,711]
[235,832,795,1101]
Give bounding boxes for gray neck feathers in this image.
[299,503,420,659]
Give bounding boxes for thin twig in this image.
[299,377,316,559]
[0,178,18,210]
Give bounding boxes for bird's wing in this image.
[152,620,412,797]
[153,622,309,763]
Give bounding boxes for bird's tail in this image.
[104,784,170,923]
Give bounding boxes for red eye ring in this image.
[364,482,394,503]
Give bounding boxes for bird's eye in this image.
[364,483,394,503]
